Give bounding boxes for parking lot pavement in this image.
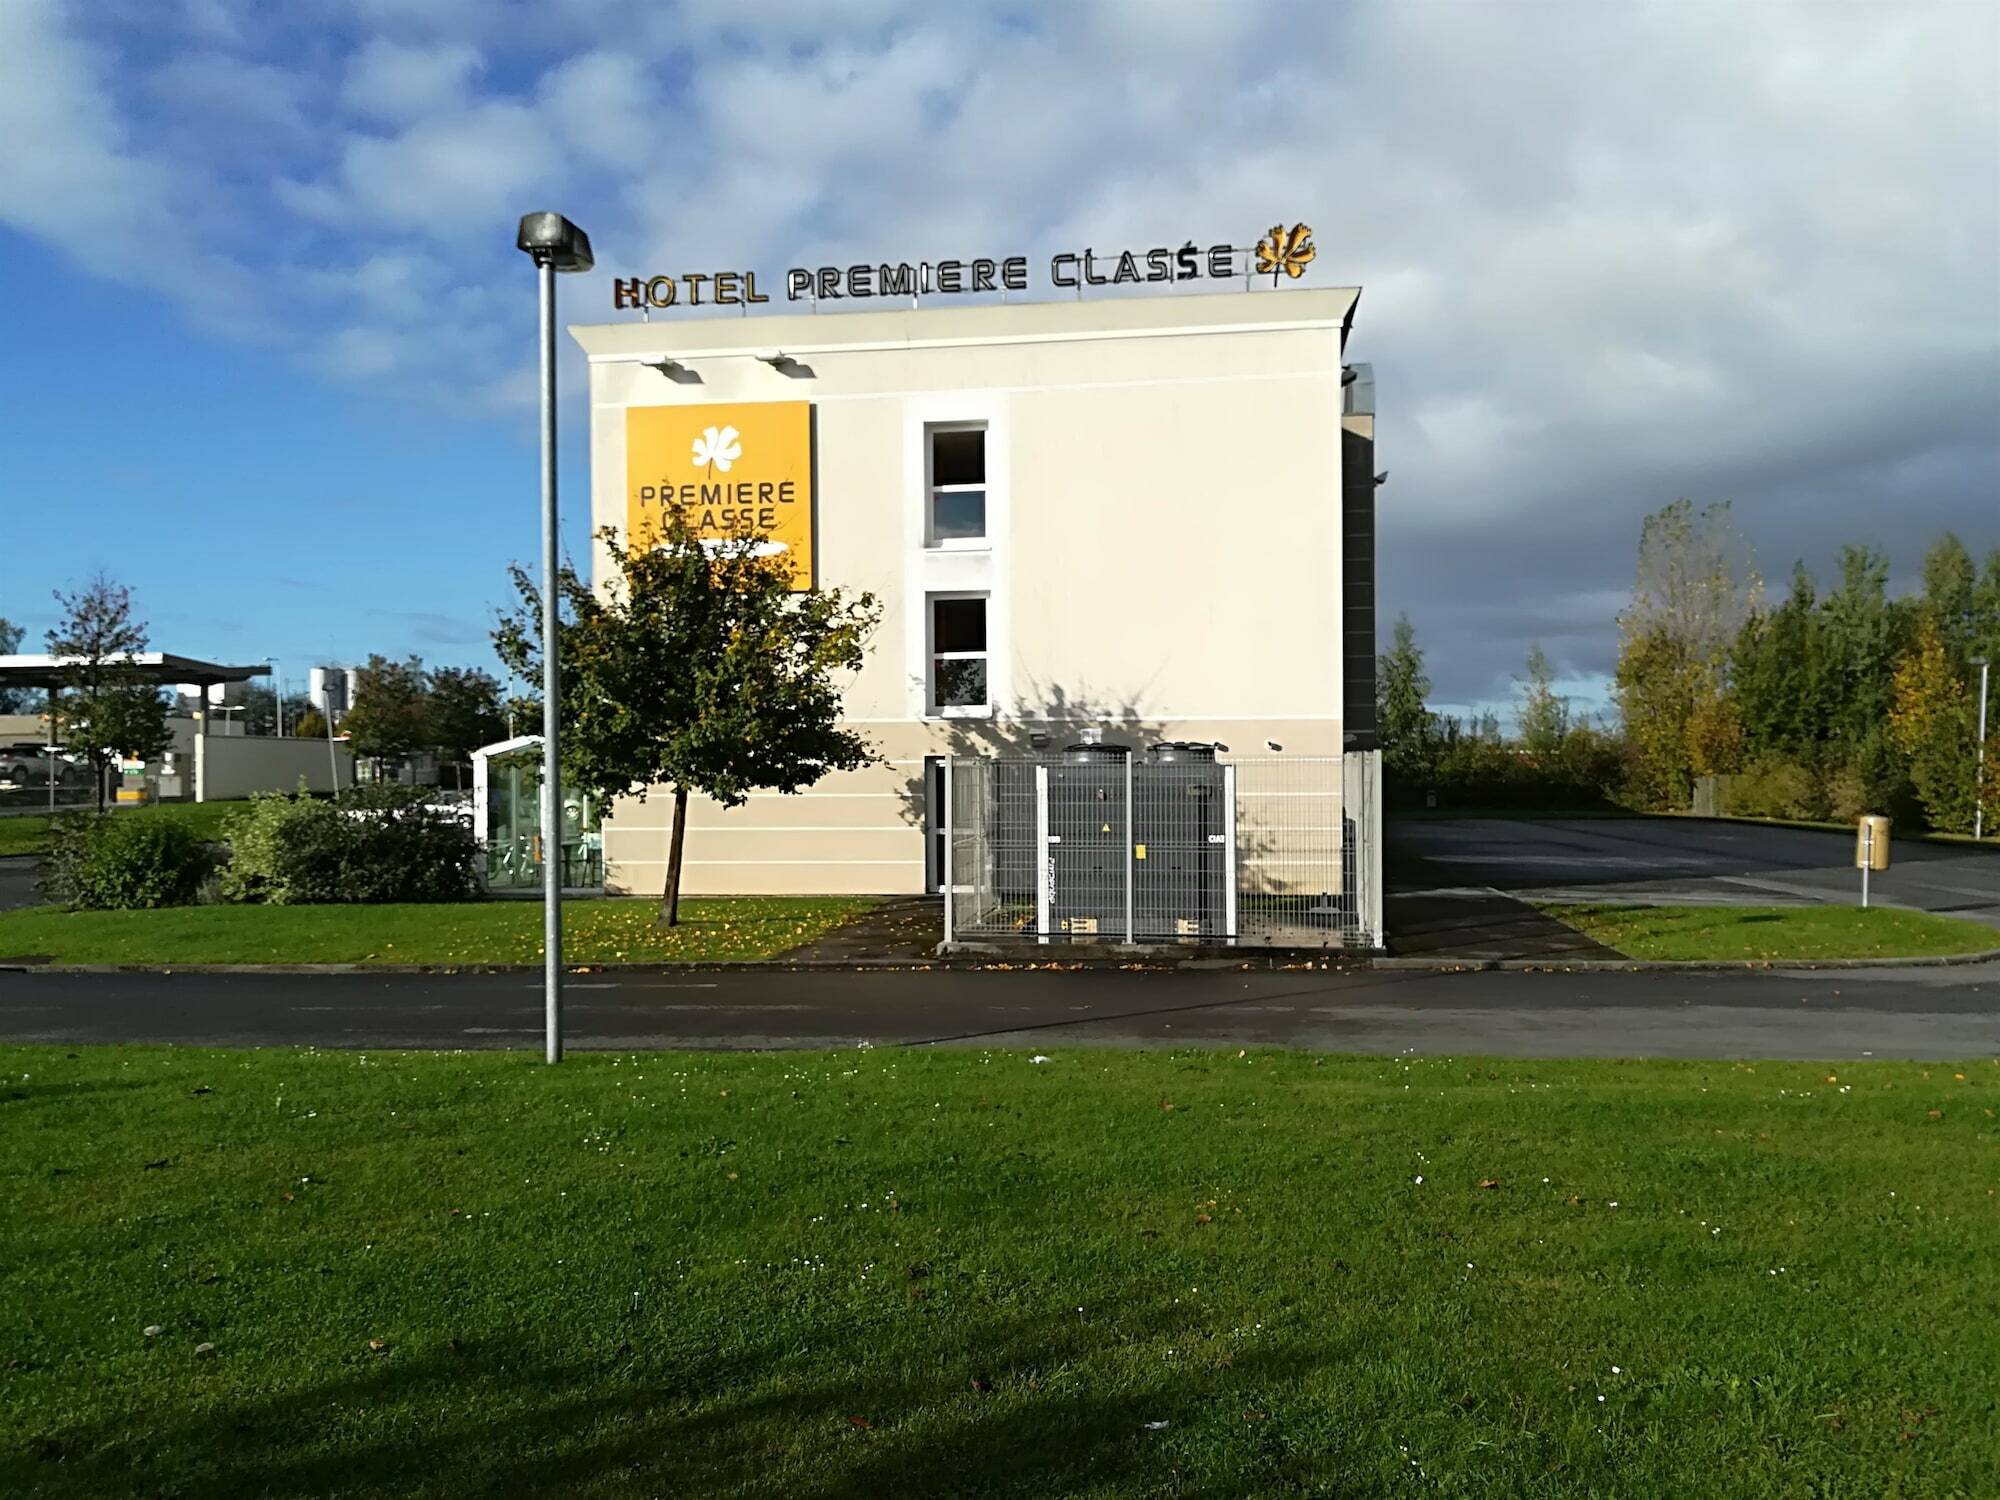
[1389,816,2000,930]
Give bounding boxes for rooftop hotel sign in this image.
[612,224,1316,311]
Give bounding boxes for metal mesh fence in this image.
[944,750,1381,950]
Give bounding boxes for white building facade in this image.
[570,287,1379,916]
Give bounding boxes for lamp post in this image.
[516,211,594,1065]
[267,657,283,737]
[1974,655,1990,842]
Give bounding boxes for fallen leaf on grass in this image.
[847,1415,871,1429]
[970,1376,993,1395]
[143,1158,172,1171]
[1478,1179,1501,1190]
[1927,1109,1944,1120]
[1194,1214,1213,1226]
[1159,1100,1175,1111]
[368,1338,387,1352]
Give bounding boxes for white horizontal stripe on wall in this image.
[617,857,924,867]
[607,825,912,836]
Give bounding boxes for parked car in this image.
[0,744,96,795]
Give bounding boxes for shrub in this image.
[1724,757,1819,821]
[221,784,479,905]
[41,813,214,909]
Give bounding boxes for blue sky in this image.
[2,0,1995,721]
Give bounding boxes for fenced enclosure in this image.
[943,748,1382,950]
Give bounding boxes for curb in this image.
[1372,947,2000,973]
[0,954,1368,977]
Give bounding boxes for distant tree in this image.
[1890,613,1977,832]
[1376,614,1437,780]
[1516,643,1569,759]
[45,574,173,812]
[238,682,315,737]
[1731,562,1827,760]
[0,616,30,712]
[1819,544,1910,755]
[1613,500,1759,807]
[426,666,507,787]
[497,514,880,925]
[292,707,329,741]
[340,655,432,774]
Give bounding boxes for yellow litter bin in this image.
[1855,815,1890,905]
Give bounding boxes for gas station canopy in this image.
[0,654,271,693]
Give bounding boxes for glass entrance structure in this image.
[471,736,604,891]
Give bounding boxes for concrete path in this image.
[1,963,1993,1059]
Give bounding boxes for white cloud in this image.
[341,37,480,123]
[0,0,1992,701]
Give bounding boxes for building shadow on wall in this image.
[890,679,1174,836]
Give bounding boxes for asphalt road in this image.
[1391,817,2000,925]
[1,964,1994,1059]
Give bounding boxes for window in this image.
[927,425,986,546]
[929,594,988,713]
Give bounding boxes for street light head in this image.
[1974,655,1990,668]
[516,212,594,273]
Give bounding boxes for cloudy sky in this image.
[2,0,1994,719]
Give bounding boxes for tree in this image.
[1516,643,1569,759]
[238,682,314,738]
[1731,562,1828,760]
[1819,544,1909,753]
[292,707,330,741]
[426,666,506,787]
[45,574,172,812]
[1376,614,1437,780]
[1613,500,1759,807]
[340,655,431,774]
[496,513,881,925]
[1890,613,1978,832]
[0,616,30,712]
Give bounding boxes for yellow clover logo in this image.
[691,424,742,473]
[1255,222,1316,279]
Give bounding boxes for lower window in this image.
[930,594,988,713]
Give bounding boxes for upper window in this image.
[927,426,986,547]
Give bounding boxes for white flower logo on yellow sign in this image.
[691,424,742,472]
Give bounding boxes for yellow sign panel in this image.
[626,401,814,586]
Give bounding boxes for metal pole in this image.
[46,685,57,815]
[1976,661,1989,842]
[538,257,564,1064]
[272,660,283,737]
[1861,822,1871,909]
[1123,751,1134,945]
[942,758,955,946]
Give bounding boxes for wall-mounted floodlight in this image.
[646,358,687,376]
[753,349,787,366]
[1373,471,1389,486]
[1341,366,1359,387]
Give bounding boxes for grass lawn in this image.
[0,800,248,858]
[1,1047,1993,1497]
[0,897,875,966]
[1541,902,1999,962]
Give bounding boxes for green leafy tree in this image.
[1516,643,1569,759]
[0,616,31,712]
[496,514,881,925]
[292,707,330,741]
[426,666,507,787]
[45,574,173,813]
[1920,533,1978,670]
[1613,500,1759,807]
[1731,562,1828,760]
[1376,614,1437,780]
[1890,613,1978,832]
[341,655,432,775]
[238,683,314,738]
[1819,545,1910,754]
